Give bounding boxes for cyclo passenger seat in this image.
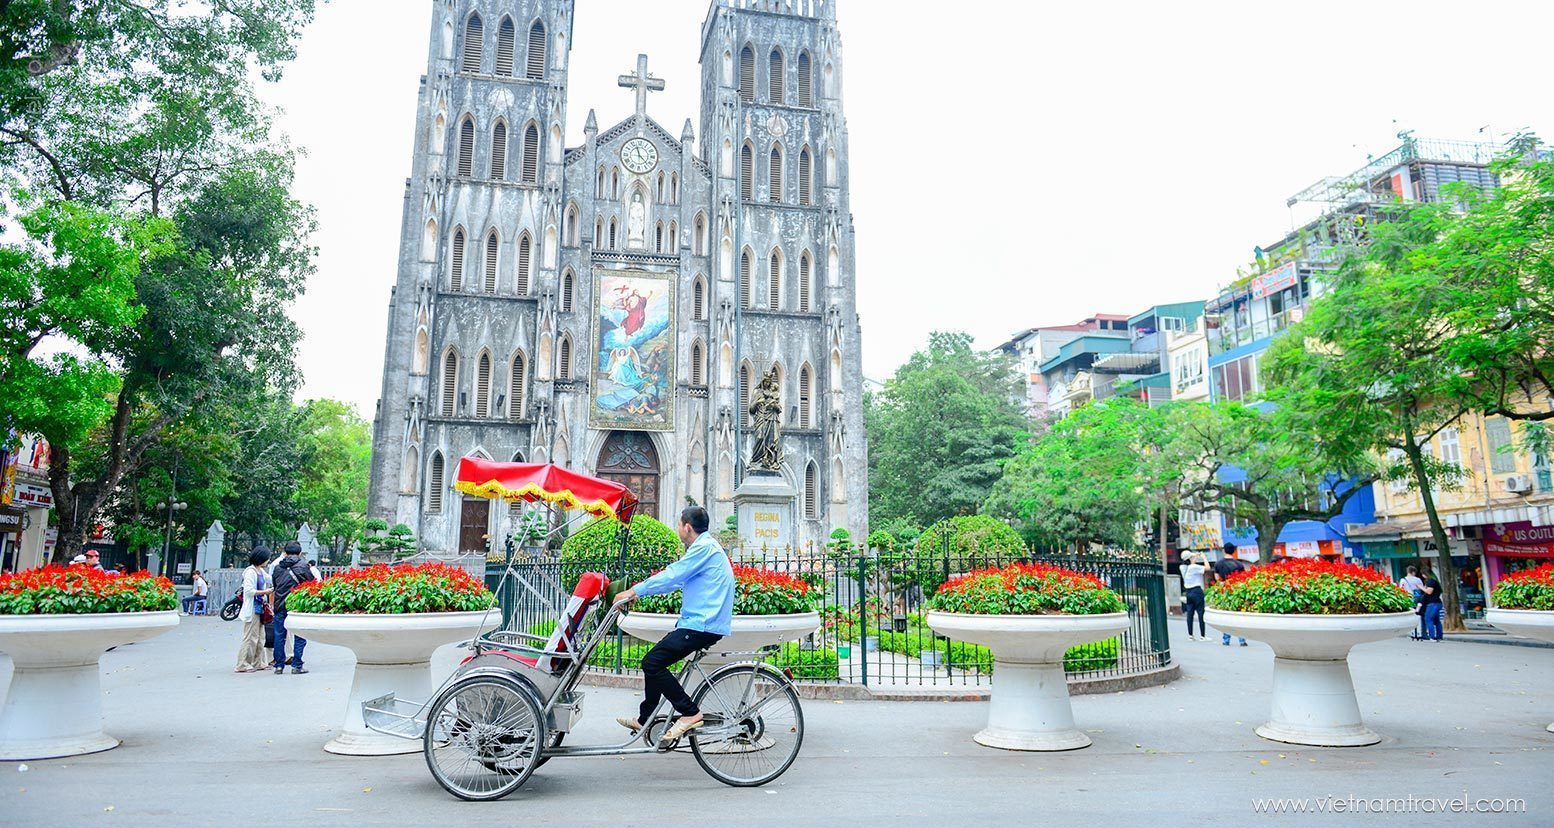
[471,571,609,675]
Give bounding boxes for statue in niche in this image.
[747,366,783,472]
[628,190,647,245]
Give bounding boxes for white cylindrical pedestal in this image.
[286,611,498,755]
[925,611,1130,752]
[0,611,180,760]
[1206,609,1415,747]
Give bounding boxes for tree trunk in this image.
[1402,439,1463,632]
[47,444,85,565]
[1254,520,1281,564]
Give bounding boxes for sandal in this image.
[661,717,705,743]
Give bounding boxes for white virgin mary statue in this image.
[628,191,646,245]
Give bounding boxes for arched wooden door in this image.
[596,431,660,521]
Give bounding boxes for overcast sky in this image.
[262,0,1554,417]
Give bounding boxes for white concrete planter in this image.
[924,611,1130,751]
[1485,608,1554,733]
[0,611,180,760]
[286,610,498,755]
[617,612,820,667]
[1205,609,1415,747]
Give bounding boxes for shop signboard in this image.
[1483,522,1554,557]
[13,482,52,509]
[1250,261,1299,299]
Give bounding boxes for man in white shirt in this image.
[1398,565,1425,598]
[183,570,209,615]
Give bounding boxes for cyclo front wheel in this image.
[688,663,804,787]
[423,674,546,801]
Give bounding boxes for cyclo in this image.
[363,458,805,801]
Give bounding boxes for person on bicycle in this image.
[612,505,734,744]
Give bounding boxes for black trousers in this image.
[1183,586,1206,636]
[639,628,722,723]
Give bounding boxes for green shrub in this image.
[1063,637,1120,672]
[770,642,840,680]
[909,515,1027,594]
[0,567,177,615]
[285,563,493,614]
[925,562,1126,616]
[559,515,682,588]
[1205,559,1412,614]
[1489,562,1554,610]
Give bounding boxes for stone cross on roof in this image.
[617,53,664,120]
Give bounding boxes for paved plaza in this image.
[1,617,1551,827]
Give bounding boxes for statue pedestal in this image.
[734,471,797,553]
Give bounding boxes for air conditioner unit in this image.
[1504,474,1534,494]
[1343,523,1368,535]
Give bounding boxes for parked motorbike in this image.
[218,588,243,621]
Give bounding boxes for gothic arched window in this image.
[509,351,527,419]
[669,221,678,253]
[739,248,753,309]
[428,451,445,512]
[654,221,664,253]
[690,339,705,386]
[457,116,475,177]
[461,14,483,74]
[564,203,579,246]
[526,20,547,80]
[521,122,540,183]
[557,334,573,380]
[656,170,665,201]
[440,349,458,416]
[515,232,532,294]
[738,45,755,101]
[799,250,813,312]
[693,275,706,321]
[768,248,782,310]
[608,217,618,249]
[490,121,508,180]
[476,351,493,417]
[768,47,785,104]
[798,146,812,206]
[494,17,515,76]
[450,227,466,290]
[740,143,753,201]
[693,212,707,255]
[670,172,679,203]
[738,362,752,426]
[484,230,499,293]
[796,51,813,106]
[561,268,575,313]
[768,144,782,202]
[799,363,814,427]
[804,461,818,519]
[402,445,418,493]
[594,217,603,247]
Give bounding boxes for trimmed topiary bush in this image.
[559,514,682,587]
[908,515,1027,594]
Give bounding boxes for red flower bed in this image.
[1490,563,1554,611]
[635,565,817,615]
[284,562,494,614]
[925,562,1126,615]
[1206,558,1412,615]
[0,566,177,615]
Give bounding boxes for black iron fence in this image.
[485,548,1172,687]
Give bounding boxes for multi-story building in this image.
[366,0,869,554]
[996,314,1128,419]
[0,434,53,571]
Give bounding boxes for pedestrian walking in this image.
[1181,552,1208,641]
[270,541,317,675]
[1212,543,1249,646]
[234,547,274,673]
[182,570,208,615]
[1419,568,1445,641]
[1399,565,1427,640]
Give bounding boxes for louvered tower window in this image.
[768,48,784,104]
[799,252,812,312]
[797,52,812,106]
[450,229,466,290]
[441,350,458,415]
[558,335,572,379]
[738,46,755,101]
[693,277,706,320]
[516,233,531,294]
[798,147,812,205]
[526,21,547,80]
[740,144,753,200]
[484,231,499,293]
[521,123,539,183]
[490,123,507,180]
[799,364,813,427]
[476,353,492,417]
[739,249,752,309]
[768,250,781,309]
[457,117,475,177]
[509,353,527,419]
[691,340,705,386]
[769,146,782,202]
[739,364,751,425]
[461,14,483,73]
[428,452,445,512]
[804,462,818,518]
[494,18,514,76]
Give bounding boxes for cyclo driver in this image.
[612,505,734,745]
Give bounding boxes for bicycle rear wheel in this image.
[689,664,804,787]
[423,675,545,801]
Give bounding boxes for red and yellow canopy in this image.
[453,458,638,522]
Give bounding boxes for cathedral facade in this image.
[367,0,867,554]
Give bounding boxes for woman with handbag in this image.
[234,547,275,673]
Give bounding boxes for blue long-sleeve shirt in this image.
[633,532,735,636]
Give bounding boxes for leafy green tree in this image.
[295,399,372,555]
[1263,201,1471,630]
[1151,401,1379,564]
[866,332,1026,526]
[985,397,1158,550]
